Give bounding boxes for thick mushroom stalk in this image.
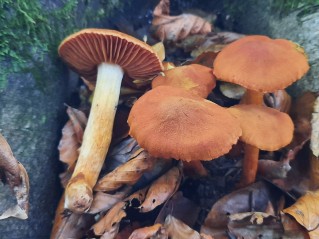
[65,63,123,212]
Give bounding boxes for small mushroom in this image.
[228,105,294,186]
[152,64,216,98]
[128,86,242,161]
[213,35,309,186]
[59,29,163,212]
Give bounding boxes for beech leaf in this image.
[92,201,127,236]
[128,223,164,239]
[283,190,319,235]
[139,166,182,213]
[165,215,202,239]
[95,149,156,192]
[152,0,212,42]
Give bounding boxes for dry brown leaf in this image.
[93,201,127,236]
[89,189,130,214]
[58,120,80,169]
[139,167,182,213]
[190,32,245,57]
[283,190,319,237]
[280,212,310,239]
[264,90,292,113]
[0,134,30,220]
[128,224,163,239]
[152,0,212,42]
[0,133,21,188]
[126,187,149,206]
[203,182,274,229]
[258,159,291,180]
[155,192,200,227]
[95,149,156,192]
[165,215,201,239]
[189,51,218,68]
[66,106,87,143]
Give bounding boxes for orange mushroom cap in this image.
[59,29,163,83]
[227,104,294,151]
[128,86,242,161]
[213,35,310,92]
[152,64,216,98]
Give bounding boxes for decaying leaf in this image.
[165,215,204,239]
[93,201,127,236]
[202,182,275,229]
[155,192,200,227]
[264,90,291,113]
[126,187,149,206]
[219,82,246,100]
[152,0,212,42]
[311,95,319,157]
[228,212,283,238]
[128,223,164,239]
[190,32,245,57]
[280,212,310,239]
[0,133,30,220]
[95,149,156,192]
[58,121,80,169]
[283,190,319,237]
[66,106,87,143]
[258,158,291,179]
[139,167,182,213]
[51,194,94,239]
[89,189,130,214]
[189,51,218,68]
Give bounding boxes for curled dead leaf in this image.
[264,90,291,113]
[152,0,212,42]
[95,149,156,192]
[128,223,164,239]
[139,167,182,213]
[283,190,319,234]
[152,42,165,62]
[165,215,201,239]
[92,201,127,236]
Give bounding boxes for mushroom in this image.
[152,64,216,98]
[213,35,309,186]
[58,29,163,212]
[128,86,242,161]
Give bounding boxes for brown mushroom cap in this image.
[213,35,309,92]
[59,28,163,82]
[227,104,294,151]
[152,64,216,98]
[128,86,242,161]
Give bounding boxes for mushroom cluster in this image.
[58,29,309,215]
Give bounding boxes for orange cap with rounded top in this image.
[227,104,294,151]
[152,64,216,98]
[213,35,309,92]
[59,29,163,82]
[128,86,242,161]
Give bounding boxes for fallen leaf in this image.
[126,187,149,206]
[311,95,319,156]
[128,223,163,239]
[139,166,182,213]
[203,182,275,229]
[58,120,80,169]
[228,212,283,238]
[258,159,291,179]
[88,189,130,214]
[0,134,30,220]
[155,192,200,227]
[219,82,246,100]
[66,106,87,143]
[280,212,309,239]
[283,190,319,237]
[95,149,156,192]
[152,0,212,42]
[165,215,201,239]
[93,201,127,236]
[264,90,291,113]
[189,51,218,68]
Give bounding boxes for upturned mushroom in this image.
[59,29,163,212]
[152,64,216,98]
[128,86,242,161]
[214,35,309,186]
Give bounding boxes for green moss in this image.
[0,0,122,90]
[272,0,319,12]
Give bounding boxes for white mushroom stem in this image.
[65,63,123,213]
